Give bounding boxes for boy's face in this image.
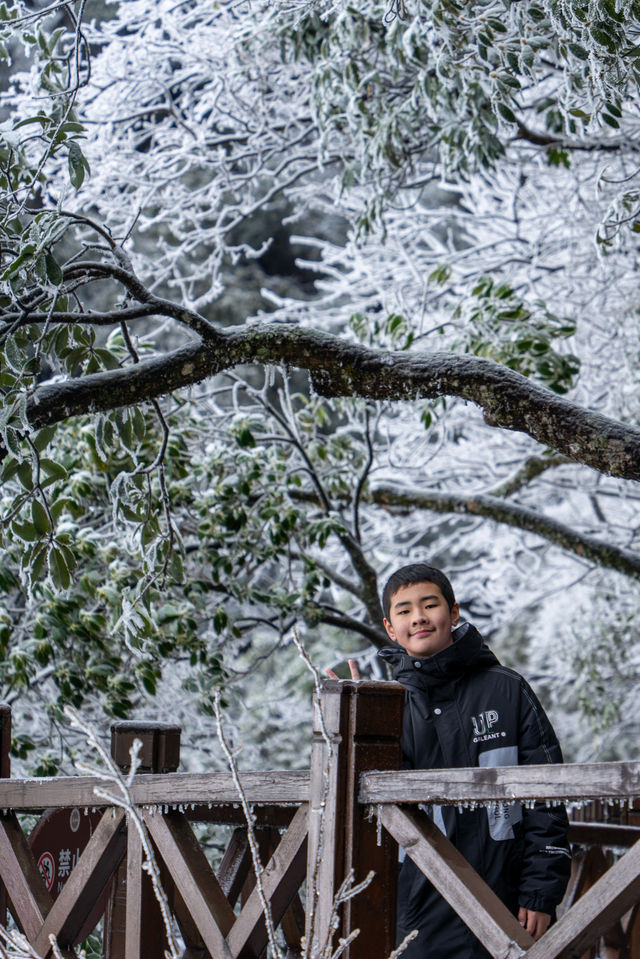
[383,581,459,658]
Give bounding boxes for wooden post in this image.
[103,722,181,959]
[0,704,10,931]
[305,679,404,959]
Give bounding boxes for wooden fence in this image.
[0,682,639,958]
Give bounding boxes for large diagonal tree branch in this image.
[287,484,640,582]
[369,486,640,581]
[25,325,640,481]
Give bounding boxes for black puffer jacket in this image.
[378,622,571,959]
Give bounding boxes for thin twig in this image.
[64,706,181,959]
[213,689,284,959]
[386,930,419,958]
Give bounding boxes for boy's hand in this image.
[325,659,361,681]
[518,907,550,940]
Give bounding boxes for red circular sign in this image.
[37,851,55,891]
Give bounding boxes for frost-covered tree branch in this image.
[369,486,640,582]
[24,328,640,481]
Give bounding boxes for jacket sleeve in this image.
[516,678,572,915]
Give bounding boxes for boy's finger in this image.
[347,658,361,680]
[324,668,339,679]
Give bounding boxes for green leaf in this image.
[30,545,48,582]
[590,26,616,52]
[33,425,57,452]
[4,335,24,373]
[168,550,185,583]
[3,428,21,458]
[32,499,51,536]
[16,462,34,490]
[40,459,68,482]
[568,43,589,60]
[49,546,70,589]
[428,264,451,285]
[1,244,35,282]
[213,608,228,634]
[10,520,39,542]
[49,497,78,522]
[497,102,517,123]
[45,253,63,286]
[0,456,19,481]
[94,348,121,371]
[131,406,146,442]
[67,141,90,190]
[236,425,256,448]
[115,409,134,450]
[499,74,521,89]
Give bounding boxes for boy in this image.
[333,563,571,958]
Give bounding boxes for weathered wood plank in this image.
[238,827,279,907]
[143,809,235,959]
[0,811,52,943]
[125,823,142,959]
[569,822,640,848]
[0,771,310,811]
[0,706,10,779]
[34,809,126,954]
[281,892,305,955]
[217,828,251,907]
[360,762,640,804]
[624,902,640,959]
[0,708,12,935]
[305,681,403,959]
[379,804,534,959]
[103,857,127,959]
[187,805,296,828]
[227,804,308,959]
[525,839,640,959]
[3,760,640,813]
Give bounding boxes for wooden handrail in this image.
[568,822,640,848]
[0,770,310,811]
[3,761,640,813]
[359,761,640,805]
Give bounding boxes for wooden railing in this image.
[0,682,639,958]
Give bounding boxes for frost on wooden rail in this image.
[1,689,640,959]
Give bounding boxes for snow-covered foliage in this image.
[1,0,640,769]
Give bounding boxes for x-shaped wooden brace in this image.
[380,804,640,959]
[143,803,308,959]
[0,803,307,959]
[0,808,127,958]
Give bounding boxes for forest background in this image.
[2,0,640,777]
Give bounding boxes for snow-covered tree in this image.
[2,0,640,766]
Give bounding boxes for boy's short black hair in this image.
[382,563,456,619]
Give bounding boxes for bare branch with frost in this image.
[213,689,284,959]
[64,707,181,959]
[369,486,640,582]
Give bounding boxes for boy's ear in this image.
[383,617,397,642]
[451,602,460,627]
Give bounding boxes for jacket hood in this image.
[377,621,499,689]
